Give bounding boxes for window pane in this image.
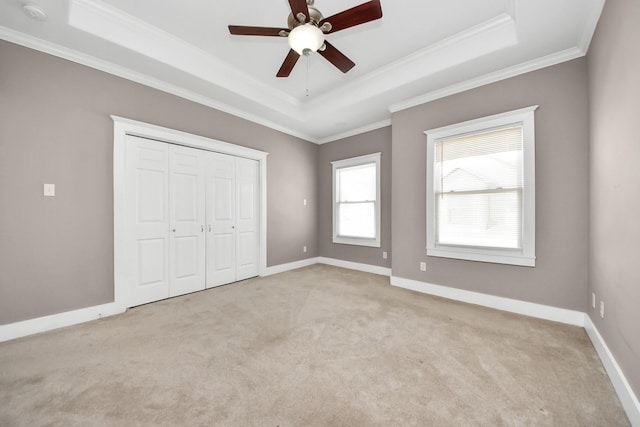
[338,202,375,238]
[338,163,376,202]
[437,190,522,249]
[434,125,523,250]
[441,150,522,192]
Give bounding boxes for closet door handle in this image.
[208,225,212,232]
[231,225,235,229]
[201,225,204,232]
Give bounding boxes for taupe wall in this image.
[0,40,318,325]
[4,10,639,403]
[317,127,392,267]
[391,58,590,311]
[588,0,640,398]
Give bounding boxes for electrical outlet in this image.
[592,293,596,309]
[420,262,427,271]
[303,199,307,206]
[303,246,307,253]
[382,251,388,259]
[600,301,605,318]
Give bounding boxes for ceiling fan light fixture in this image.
[288,24,324,55]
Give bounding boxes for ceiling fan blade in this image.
[319,0,383,33]
[228,25,288,36]
[288,0,310,22]
[318,41,355,73]
[277,49,301,77]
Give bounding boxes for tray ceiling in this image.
[0,0,604,143]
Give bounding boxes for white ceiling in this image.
[0,0,604,143]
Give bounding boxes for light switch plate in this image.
[44,183,55,196]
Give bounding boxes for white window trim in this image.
[332,152,381,248]
[425,106,537,267]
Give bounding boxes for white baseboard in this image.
[390,275,586,327]
[262,257,391,277]
[0,303,125,343]
[318,257,392,277]
[585,316,640,426]
[262,257,319,276]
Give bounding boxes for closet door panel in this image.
[235,157,259,281]
[169,145,206,297]
[125,136,170,306]
[137,239,165,286]
[213,234,233,271]
[206,152,236,287]
[174,237,198,278]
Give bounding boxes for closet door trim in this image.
[113,116,268,310]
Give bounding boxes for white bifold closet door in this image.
[125,136,171,306]
[206,152,259,288]
[234,156,259,281]
[126,136,206,306]
[125,135,259,307]
[168,144,206,297]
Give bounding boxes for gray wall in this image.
[588,0,640,398]
[317,127,392,268]
[0,40,318,325]
[391,58,590,311]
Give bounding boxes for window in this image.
[332,153,381,247]
[425,106,537,266]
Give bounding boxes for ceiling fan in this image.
[228,0,383,77]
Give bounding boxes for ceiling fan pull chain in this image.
[306,54,310,97]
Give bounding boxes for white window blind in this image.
[425,106,537,267]
[332,152,381,247]
[435,125,523,249]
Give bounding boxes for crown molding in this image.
[1,0,601,145]
[0,26,317,143]
[317,119,392,144]
[68,0,300,112]
[389,46,585,113]
[307,13,518,115]
[0,24,588,144]
[386,0,606,115]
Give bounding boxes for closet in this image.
[124,134,259,307]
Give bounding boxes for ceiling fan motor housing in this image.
[287,6,323,29]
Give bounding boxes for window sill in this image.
[334,236,381,248]
[427,247,535,267]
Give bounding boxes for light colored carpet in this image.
[0,264,629,426]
